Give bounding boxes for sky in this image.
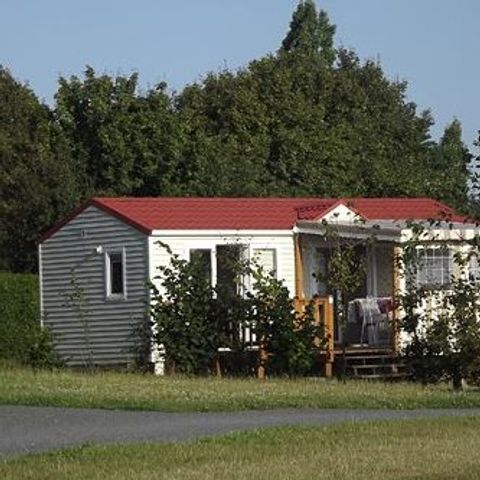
[2,0,479,146]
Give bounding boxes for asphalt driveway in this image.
[1,406,480,457]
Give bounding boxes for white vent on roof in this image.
[319,204,363,224]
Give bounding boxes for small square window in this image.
[411,247,452,289]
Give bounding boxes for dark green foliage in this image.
[401,271,480,386]
[0,2,476,273]
[465,131,480,220]
[0,67,81,272]
[399,226,480,387]
[442,269,480,386]
[150,244,321,376]
[55,67,181,196]
[280,1,336,65]
[0,272,59,368]
[398,223,444,383]
[149,243,225,374]
[174,3,458,200]
[426,119,471,209]
[149,242,254,374]
[248,267,321,376]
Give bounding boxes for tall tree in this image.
[0,67,80,272]
[175,2,438,199]
[468,132,480,218]
[280,1,336,65]
[428,119,471,208]
[55,67,180,196]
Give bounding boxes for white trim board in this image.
[150,229,293,237]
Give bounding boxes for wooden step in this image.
[343,354,396,361]
[342,358,404,366]
[349,367,407,377]
[353,372,410,380]
[334,350,410,380]
[350,363,407,371]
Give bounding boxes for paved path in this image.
[1,406,480,457]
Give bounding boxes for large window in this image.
[105,249,126,299]
[414,247,453,288]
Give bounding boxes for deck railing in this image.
[294,295,335,377]
[219,296,336,379]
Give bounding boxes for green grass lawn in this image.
[2,417,480,479]
[1,364,480,411]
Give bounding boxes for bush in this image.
[248,267,321,376]
[149,245,225,374]
[0,272,59,368]
[398,228,480,387]
[150,244,322,376]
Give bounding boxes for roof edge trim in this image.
[38,197,152,244]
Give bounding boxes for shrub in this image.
[248,267,321,376]
[0,272,59,368]
[398,226,480,387]
[150,243,322,376]
[149,244,225,374]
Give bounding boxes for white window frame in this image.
[252,248,277,279]
[105,248,127,300]
[413,246,453,289]
[468,254,480,283]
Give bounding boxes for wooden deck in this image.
[332,349,408,380]
[333,346,392,355]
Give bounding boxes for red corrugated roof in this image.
[93,197,322,230]
[298,198,466,222]
[39,196,470,242]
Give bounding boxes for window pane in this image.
[469,255,480,282]
[190,249,212,284]
[253,248,276,277]
[216,244,245,297]
[110,253,123,294]
[415,248,452,288]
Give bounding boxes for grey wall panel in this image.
[40,206,149,367]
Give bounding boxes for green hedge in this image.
[0,272,58,367]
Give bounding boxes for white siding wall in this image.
[148,232,295,294]
[40,206,149,367]
[396,230,478,347]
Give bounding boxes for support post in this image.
[258,344,268,381]
[312,296,335,378]
[294,233,305,300]
[391,245,401,354]
[324,295,335,378]
[214,355,222,378]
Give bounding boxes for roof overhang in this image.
[294,220,402,242]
